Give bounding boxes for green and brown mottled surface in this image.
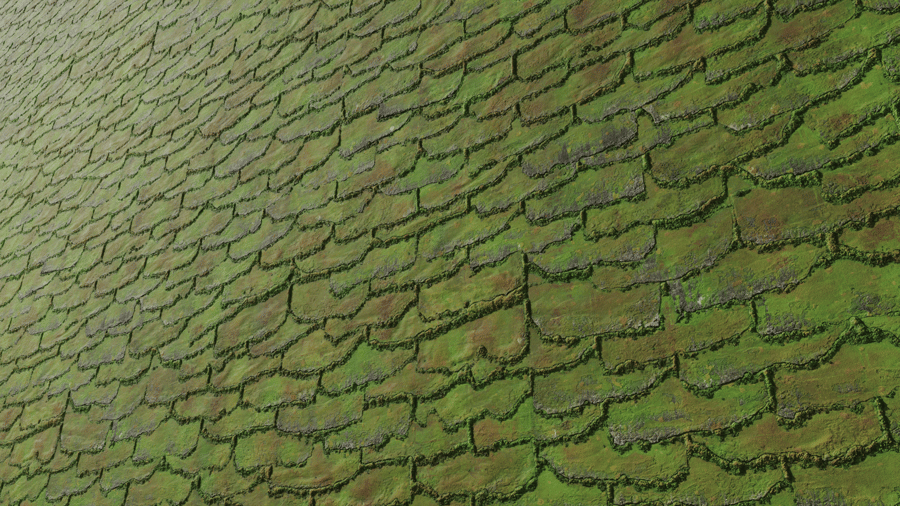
[0,0,899,504]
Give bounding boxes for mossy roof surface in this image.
[0,0,899,504]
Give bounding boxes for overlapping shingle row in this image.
[0,0,898,504]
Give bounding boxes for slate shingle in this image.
[0,0,897,503]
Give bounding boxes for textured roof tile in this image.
[59,408,109,453]
[269,443,358,491]
[277,391,364,435]
[419,444,535,497]
[322,343,412,394]
[530,275,660,339]
[611,376,768,444]
[282,330,359,375]
[1,0,898,502]
[319,464,412,506]
[418,255,522,320]
[216,288,289,353]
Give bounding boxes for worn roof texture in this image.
[0,0,899,504]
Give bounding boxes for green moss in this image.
[791,451,900,505]
[419,444,535,497]
[542,432,688,485]
[607,377,768,444]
